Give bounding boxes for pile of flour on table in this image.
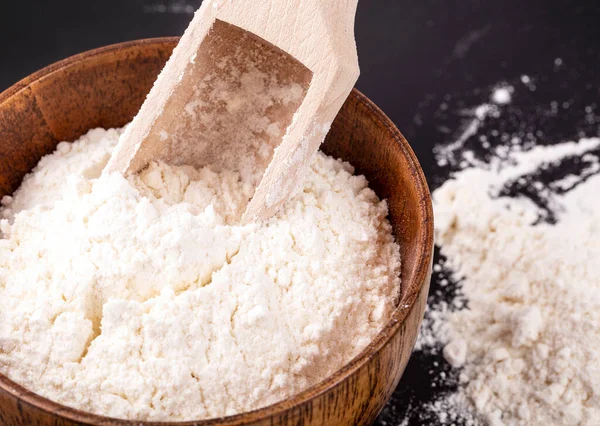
[419,85,600,425]
[0,127,401,421]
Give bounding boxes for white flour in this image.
[434,139,600,425]
[420,85,600,425]
[490,85,512,105]
[0,127,401,421]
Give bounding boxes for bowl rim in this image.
[0,38,434,425]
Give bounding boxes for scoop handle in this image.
[214,0,360,70]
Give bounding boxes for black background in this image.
[1,1,599,424]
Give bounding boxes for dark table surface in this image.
[2,1,599,424]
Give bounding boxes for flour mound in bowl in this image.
[0,127,401,421]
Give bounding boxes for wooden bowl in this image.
[0,38,433,426]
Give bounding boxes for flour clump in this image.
[432,138,600,425]
[422,97,600,426]
[0,127,401,421]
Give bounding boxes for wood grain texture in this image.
[0,39,433,426]
[105,0,361,224]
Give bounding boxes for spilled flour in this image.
[418,83,600,425]
[434,138,600,425]
[0,127,401,421]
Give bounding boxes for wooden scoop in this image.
[104,0,360,223]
